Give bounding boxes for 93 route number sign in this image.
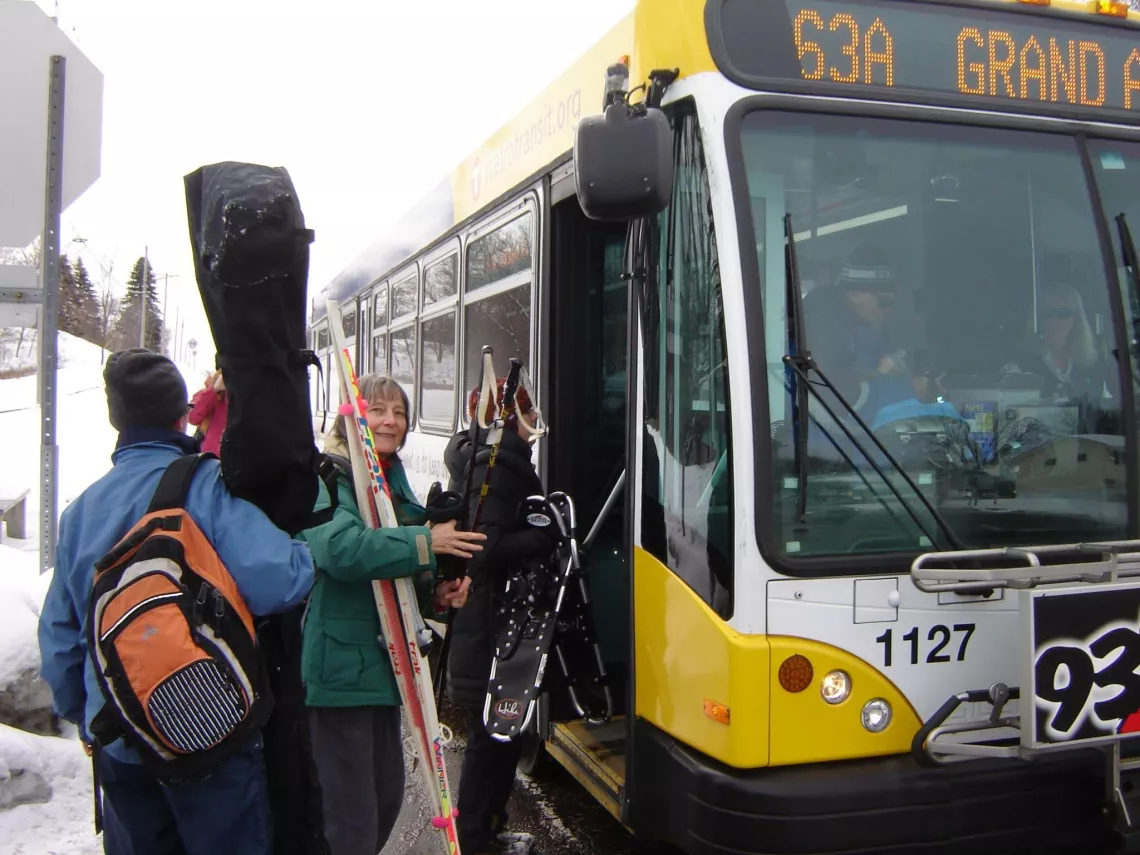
[1026,584,1140,748]
[875,623,976,667]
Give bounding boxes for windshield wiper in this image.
[785,213,811,524]
[782,213,965,551]
[1115,213,1140,365]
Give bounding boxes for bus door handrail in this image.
[582,470,626,554]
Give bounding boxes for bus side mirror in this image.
[574,104,673,222]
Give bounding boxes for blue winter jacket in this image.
[37,433,315,763]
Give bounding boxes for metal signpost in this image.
[0,2,103,574]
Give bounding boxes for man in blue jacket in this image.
[38,348,315,855]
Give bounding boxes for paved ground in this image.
[381,649,632,855]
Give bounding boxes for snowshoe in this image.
[484,495,572,740]
[484,492,614,738]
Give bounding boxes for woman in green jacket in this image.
[299,374,483,855]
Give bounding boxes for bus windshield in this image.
[739,110,1139,561]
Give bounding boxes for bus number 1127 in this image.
[875,624,976,667]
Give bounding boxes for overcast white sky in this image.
[31,0,632,368]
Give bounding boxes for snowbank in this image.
[0,545,55,738]
[0,333,200,531]
[0,333,115,508]
[0,335,208,854]
[0,329,38,377]
[0,546,49,692]
[0,724,98,855]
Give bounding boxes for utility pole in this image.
[159,272,178,354]
[139,246,148,349]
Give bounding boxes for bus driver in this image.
[806,242,923,420]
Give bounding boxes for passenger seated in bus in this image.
[1002,283,1115,400]
[1001,282,1119,432]
[804,242,922,421]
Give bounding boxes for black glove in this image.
[425,481,466,524]
[426,481,468,582]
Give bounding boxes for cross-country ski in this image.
[326,298,462,855]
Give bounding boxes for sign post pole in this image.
[39,55,65,575]
[0,3,102,572]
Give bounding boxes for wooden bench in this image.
[0,489,30,542]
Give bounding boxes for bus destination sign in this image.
[708,0,1140,114]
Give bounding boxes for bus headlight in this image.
[820,670,851,704]
[862,698,893,732]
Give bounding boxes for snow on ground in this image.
[0,332,198,522]
[0,330,38,377]
[0,547,49,692]
[0,332,199,855]
[0,725,98,855]
[514,773,578,845]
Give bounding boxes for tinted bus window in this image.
[390,326,417,421]
[425,255,458,306]
[392,274,417,319]
[374,285,388,328]
[421,311,457,425]
[373,333,387,375]
[341,309,356,339]
[467,213,533,291]
[464,284,531,403]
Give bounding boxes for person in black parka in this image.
[444,381,559,855]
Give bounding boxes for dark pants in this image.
[457,707,524,853]
[98,738,272,855]
[307,706,405,855]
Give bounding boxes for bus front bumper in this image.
[630,719,1113,855]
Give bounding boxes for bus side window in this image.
[373,283,388,374]
[463,210,535,407]
[390,269,419,426]
[420,252,460,429]
[641,103,734,619]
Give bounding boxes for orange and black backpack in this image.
[87,453,272,784]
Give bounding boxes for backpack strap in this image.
[304,452,348,528]
[318,453,343,513]
[318,453,347,506]
[147,453,216,514]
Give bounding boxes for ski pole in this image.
[435,350,522,707]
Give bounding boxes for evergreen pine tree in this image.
[72,258,100,343]
[57,255,82,338]
[109,256,163,351]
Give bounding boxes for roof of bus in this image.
[312,0,720,320]
[313,0,1140,322]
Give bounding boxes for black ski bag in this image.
[184,161,320,535]
[185,163,330,855]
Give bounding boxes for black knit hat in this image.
[104,349,189,431]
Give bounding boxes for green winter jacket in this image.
[298,438,438,708]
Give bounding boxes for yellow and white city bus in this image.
[310,0,1140,851]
